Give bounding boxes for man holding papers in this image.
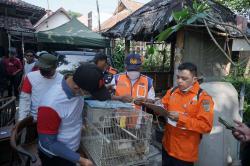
[154,62,214,166]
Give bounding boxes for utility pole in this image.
[46,0,50,10]
[96,0,101,32]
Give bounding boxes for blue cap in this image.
[125,53,142,71]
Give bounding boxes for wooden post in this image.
[111,38,115,54]
[169,39,176,87]
[173,30,184,86]
[125,39,130,56]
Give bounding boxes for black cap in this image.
[36,53,57,69]
[73,64,111,101]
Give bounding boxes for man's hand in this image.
[111,95,133,103]
[134,97,145,105]
[120,95,133,103]
[112,95,133,103]
[12,69,21,76]
[79,157,93,166]
[168,111,179,122]
[232,120,250,142]
[154,99,162,106]
[134,98,155,105]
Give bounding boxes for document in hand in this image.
[142,102,169,117]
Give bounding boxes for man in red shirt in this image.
[3,47,23,97]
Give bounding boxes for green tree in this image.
[215,0,250,14]
[67,10,82,18]
[112,41,125,72]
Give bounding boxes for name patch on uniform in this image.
[202,100,210,112]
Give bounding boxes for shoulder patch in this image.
[202,100,210,112]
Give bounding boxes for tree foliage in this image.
[67,10,82,18]
[142,44,170,72]
[112,41,125,72]
[156,0,209,41]
[215,0,250,14]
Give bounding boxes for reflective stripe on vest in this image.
[115,73,149,99]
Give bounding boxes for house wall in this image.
[182,30,230,81]
[35,12,70,32]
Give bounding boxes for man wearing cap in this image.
[18,53,63,121]
[111,53,155,108]
[37,64,110,166]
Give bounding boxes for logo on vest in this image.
[130,58,138,64]
[202,100,210,112]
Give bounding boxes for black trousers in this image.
[38,150,76,166]
[162,149,194,166]
[7,72,22,98]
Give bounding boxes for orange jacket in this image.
[161,81,214,162]
[114,73,153,100]
[114,73,153,127]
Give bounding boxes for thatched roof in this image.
[103,0,236,41]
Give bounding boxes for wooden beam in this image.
[170,39,176,73]
[125,39,130,56]
[173,30,185,86]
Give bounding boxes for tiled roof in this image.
[0,0,44,12]
[98,10,131,32]
[118,0,143,13]
[98,0,143,32]
[0,15,34,32]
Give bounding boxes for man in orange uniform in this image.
[161,62,214,166]
[111,53,155,107]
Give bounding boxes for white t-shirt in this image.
[24,61,36,75]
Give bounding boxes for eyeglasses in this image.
[26,54,34,57]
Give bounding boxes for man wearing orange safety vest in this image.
[111,53,155,107]
[158,62,214,166]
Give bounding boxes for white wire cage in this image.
[81,105,153,166]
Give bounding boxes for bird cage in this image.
[81,100,153,166]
